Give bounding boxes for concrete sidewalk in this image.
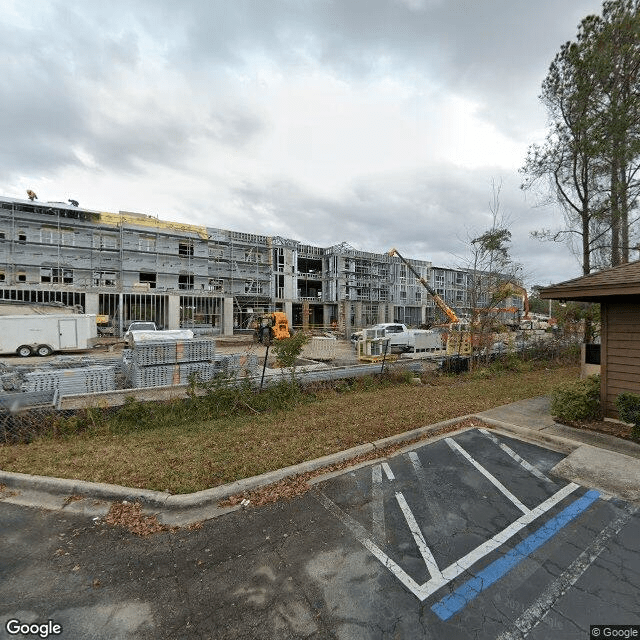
[478,396,640,460]
[1,396,639,524]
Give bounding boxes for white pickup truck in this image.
[353,323,443,352]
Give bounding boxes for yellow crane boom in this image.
[388,248,459,324]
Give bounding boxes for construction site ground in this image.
[1,398,639,640]
[0,335,364,368]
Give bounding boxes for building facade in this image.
[0,196,518,336]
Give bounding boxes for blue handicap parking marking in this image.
[314,427,626,623]
[431,489,601,620]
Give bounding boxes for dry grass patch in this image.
[0,364,579,494]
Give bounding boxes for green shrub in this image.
[615,392,640,442]
[551,374,601,422]
[271,332,311,371]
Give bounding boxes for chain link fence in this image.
[1,331,580,446]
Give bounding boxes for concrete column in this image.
[223,296,234,336]
[378,304,386,324]
[323,304,334,329]
[302,301,310,331]
[284,300,293,326]
[167,294,181,330]
[84,293,99,315]
[354,302,363,329]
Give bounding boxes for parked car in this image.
[123,321,157,343]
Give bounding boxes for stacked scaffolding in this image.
[124,337,259,388]
[23,366,116,395]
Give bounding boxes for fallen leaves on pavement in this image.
[220,418,489,508]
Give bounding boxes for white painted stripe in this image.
[314,490,424,600]
[479,429,555,485]
[382,462,395,480]
[316,481,579,603]
[407,451,447,529]
[496,505,637,640]
[371,465,385,545]
[446,437,530,514]
[395,491,444,584]
[417,482,579,599]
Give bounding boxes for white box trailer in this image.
[0,314,98,357]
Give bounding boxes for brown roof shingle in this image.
[540,260,640,300]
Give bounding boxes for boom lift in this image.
[388,248,460,324]
[388,248,471,357]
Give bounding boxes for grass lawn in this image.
[0,363,579,494]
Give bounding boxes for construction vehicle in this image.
[473,282,531,330]
[252,312,291,345]
[388,248,460,324]
[388,248,471,357]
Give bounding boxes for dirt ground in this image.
[559,417,638,443]
[0,334,362,369]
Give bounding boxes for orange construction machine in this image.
[253,312,291,345]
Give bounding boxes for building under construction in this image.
[0,195,518,336]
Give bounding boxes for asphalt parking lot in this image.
[1,427,639,639]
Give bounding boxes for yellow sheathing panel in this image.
[98,212,208,240]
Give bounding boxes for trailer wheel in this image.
[16,345,33,358]
[36,344,53,357]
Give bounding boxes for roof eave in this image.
[540,284,640,300]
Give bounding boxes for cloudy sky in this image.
[1,0,606,286]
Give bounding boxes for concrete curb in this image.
[2,408,639,521]
[472,416,580,454]
[0,415,470,515]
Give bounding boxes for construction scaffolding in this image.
[0,194,522,336]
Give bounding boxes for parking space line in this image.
[315,481,580,603]
[314,489,425,599]
[382,462,395,480]
[407,451,446,529]
[425,482,579,598]
[431,489,601,620]
[495,504,638,640]
[478,429,556,485]
[371,465,386,544]
[446,437,531,514]
[395,491,444,584]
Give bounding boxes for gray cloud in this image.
[225,166,579,286]
[1,0,603,285]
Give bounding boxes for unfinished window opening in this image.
[0,272,5,282]
[139,272,157,288]
[40,267,73,284]
[178,274,194,290]
[138,236,156,252]
[208,279,223,292]
[245,280,260,294]
[18,232,26,243]
[17,272,26,282]
[276,274,285,299]
[93,233,118,250]
[274,248,285,272]
[178,241,194,256]
[93,271,117,287]
[298,257,323,275]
